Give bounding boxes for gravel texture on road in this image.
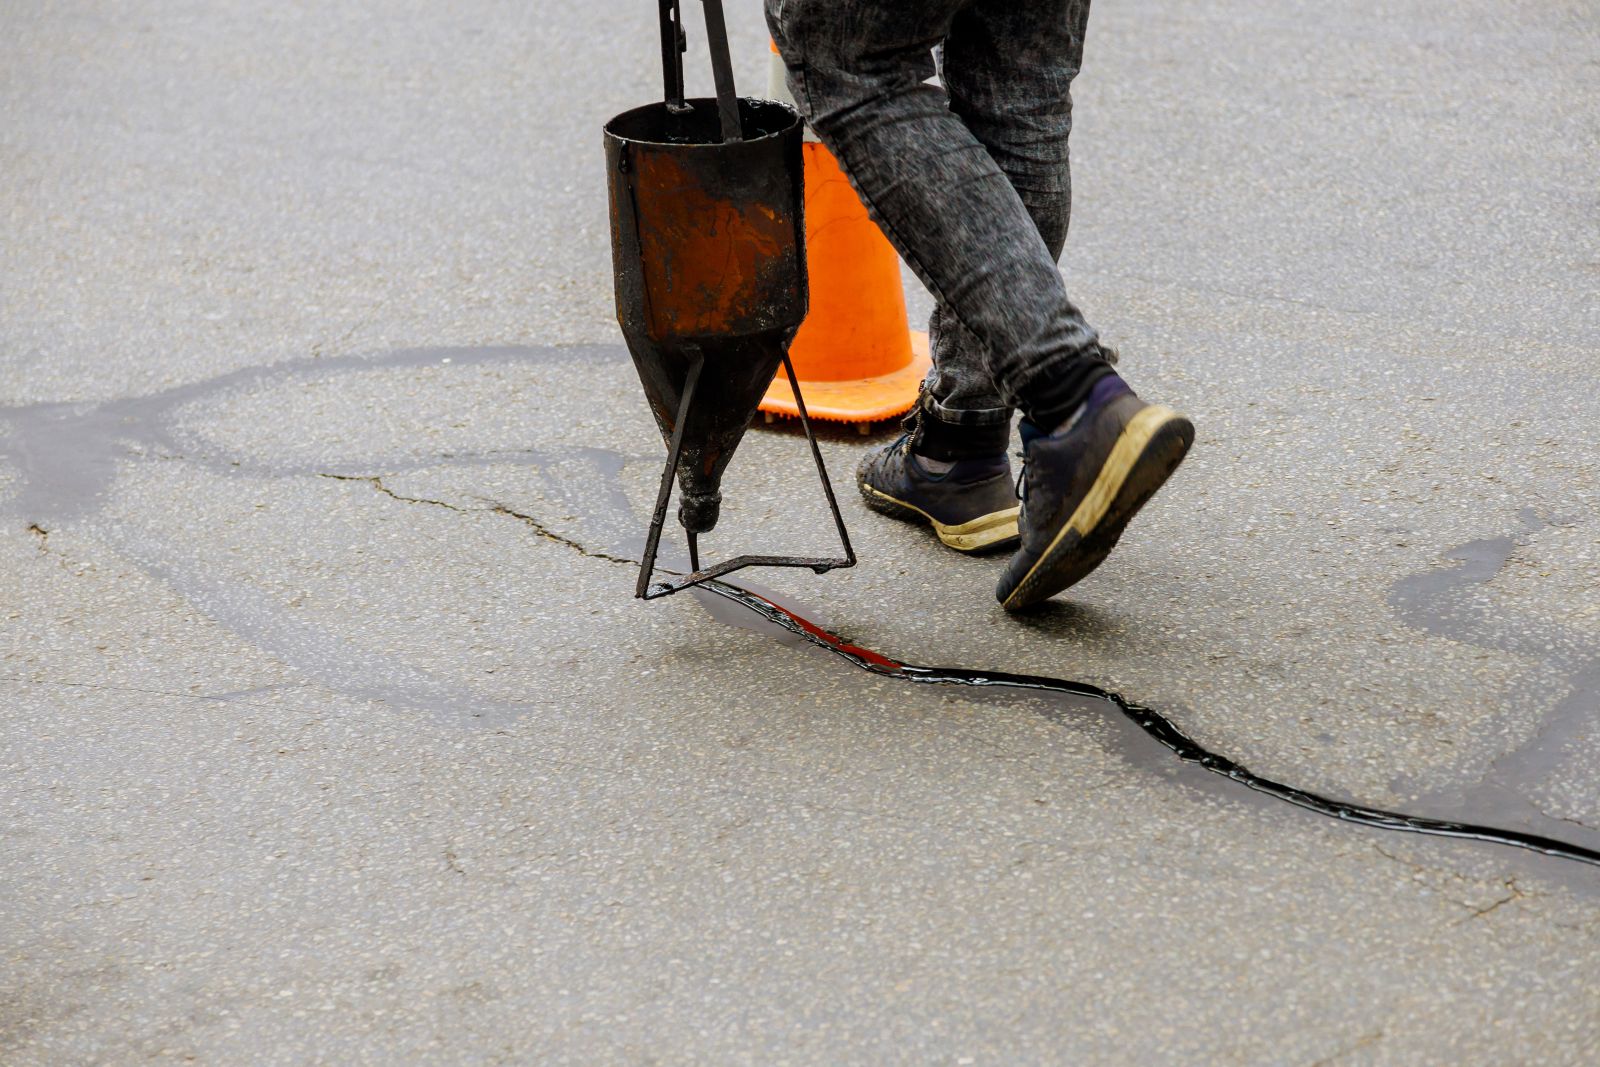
[4,1,1598,1063]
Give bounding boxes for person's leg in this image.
[856,0,1097,552]
[766,0,1020,551]
[919,0,1094,434]
[767,0,1112,431]
[770,0,1192,605]
[855,304,1019,555]
[916,305,1011,455]
[943,0,1087,267]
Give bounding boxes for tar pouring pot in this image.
[604,0,854,599]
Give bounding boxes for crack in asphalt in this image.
[316,470,637,568]
[308,441,1600,873]
[317,473,473,513]
[1309,1028,1386,1067]
[487,503,636,567]
[1455,878,1527,924]
[692,580,1600,870]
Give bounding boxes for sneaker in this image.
[856,434,1021,552]
[996,375,1193,611]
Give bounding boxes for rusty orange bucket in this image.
[602,0,853,600]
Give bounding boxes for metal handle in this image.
[699,0,742,143]
[656,0,743,142]
[658,0,687,112]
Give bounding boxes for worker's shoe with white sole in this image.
[856,434,1020,553]
[997,374,1194,611]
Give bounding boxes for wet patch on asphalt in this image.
[2,342,1594,877]
[1388,507,1600,848]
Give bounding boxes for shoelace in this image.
[1013,449,1029,502]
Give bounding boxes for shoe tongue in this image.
[1018,419,1047,448]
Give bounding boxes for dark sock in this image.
[1023,355,1119,431]
[1023,374,1131,441]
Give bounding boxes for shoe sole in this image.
[1001,405,1194,612]
[858,484,1021,553]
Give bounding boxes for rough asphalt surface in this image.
[4,1,1598,1063]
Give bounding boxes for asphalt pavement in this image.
[3,1,1598,1063]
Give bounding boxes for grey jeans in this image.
[767,0,1114,454]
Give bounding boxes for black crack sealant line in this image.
[700,580,1600,871]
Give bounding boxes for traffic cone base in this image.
[761,330,929,426]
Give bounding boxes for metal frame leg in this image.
[782,352,856,571]
[635,351,855,601]
[635,353,704,599]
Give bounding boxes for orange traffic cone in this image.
[760,44,931,435]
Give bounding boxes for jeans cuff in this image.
[905,394,1012,460]
[925,394,1012,427]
